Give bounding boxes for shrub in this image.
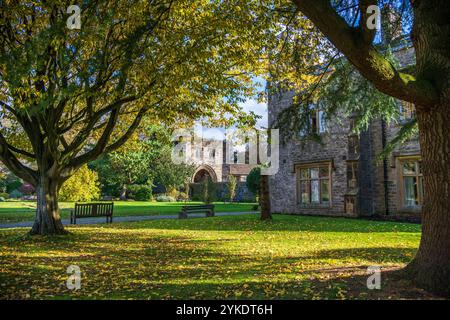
[177,192,189,202]
[0,197,5,202]
[155,195,176,202]
[59,165,101,202]
[167,187,179,199]
[9,189,23,199]
[6,178,22,194]
[190,183,202,201]
[20,183,35,195]
[0,192,9,199]
[200,175,216,204]
[128,184,152,201]
[246,167,261,195]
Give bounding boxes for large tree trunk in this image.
[405,104,450,297]
[259,174,272,220]
[30,176,66,235]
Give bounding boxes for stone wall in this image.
[268,97,422,217]
[267,45,421,218]
[190,181,256,202]
[384,121,421,215]
[268,90,354,216]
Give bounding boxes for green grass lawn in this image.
[0,201,257,223]
[0,214,437,299]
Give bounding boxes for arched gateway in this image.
[192,165,218,183]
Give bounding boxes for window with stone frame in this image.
[233,150,238,164]
[399,100,416,121]
[399,158,424,207]
[296,163,331,206]
[195,147,202,160]
[347,161,358,188]
[348,135,359,155]
[299,105,327,136]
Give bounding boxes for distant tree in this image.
[201,174,216,204]
[91,124,195,197]
[228,175,237,202]
[153,149,196,193]
[246,167,261,195]
[92,152,152,199]
[247,167,271,220]
[3,173,22,194]
[59,165,100,202]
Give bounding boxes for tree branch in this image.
[62,102,155,178]
[6,144,35,158]
[0,132,37,185]
[293,0,439,107]
[62,95,137,156]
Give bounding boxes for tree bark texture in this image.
[259,174,272,220]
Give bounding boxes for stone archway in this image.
[192,165,218,183]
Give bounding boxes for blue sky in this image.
[200,77,268,140]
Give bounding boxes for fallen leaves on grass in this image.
[0,214,431,300]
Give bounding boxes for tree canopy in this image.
[0,0,279,234]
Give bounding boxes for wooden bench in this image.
[70,202,114,224]
[179,204,215,219]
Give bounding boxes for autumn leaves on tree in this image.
[0,0,274,235]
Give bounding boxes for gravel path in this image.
[0,211,258,229]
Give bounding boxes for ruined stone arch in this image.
[192,165,218,183]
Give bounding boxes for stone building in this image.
[268,43,422,218]
[174,134,256,183]
[174,134,257,202]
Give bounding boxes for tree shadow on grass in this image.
[0,222,427,300]
[118,214,421,233]
[146,266,441,300]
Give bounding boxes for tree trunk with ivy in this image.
[259,174,272,220]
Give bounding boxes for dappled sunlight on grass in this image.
[0,214,434,300]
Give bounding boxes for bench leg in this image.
[179,212,187,219]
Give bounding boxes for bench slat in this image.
[71,202,114,224]
[179,204,215,219]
